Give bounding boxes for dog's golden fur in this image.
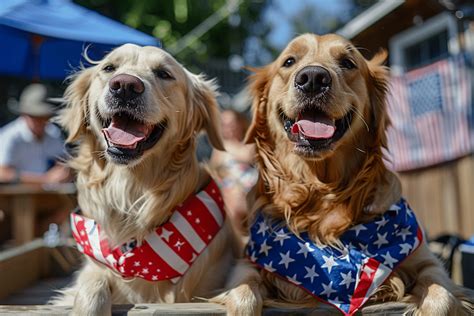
[51,44,236,315]
[220,34,474,315]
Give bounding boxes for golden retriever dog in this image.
[218,34,474,315]
[51,44,236,315]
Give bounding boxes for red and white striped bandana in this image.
[71,180,225,283]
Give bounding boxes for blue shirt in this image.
[0,117,65,174]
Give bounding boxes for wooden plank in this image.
[11,195,35,245]
[0,240,46,299]
[0,302,416,316]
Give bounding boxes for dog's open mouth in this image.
[101,112,166,164]
[283,107,353,155]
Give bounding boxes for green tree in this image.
[74,0,268,65]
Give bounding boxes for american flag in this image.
[246,199,423,315]
[71,179,225,283]
[386,54,474,171]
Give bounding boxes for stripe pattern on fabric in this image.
[71,179,226,283]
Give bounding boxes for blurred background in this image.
[0,0,473,307]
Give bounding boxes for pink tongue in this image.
[293,112,335,139]
[102,127,145,147]
[102,117,149,148]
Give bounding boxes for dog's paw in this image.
[414,284,472,316]
[211,284,263,316]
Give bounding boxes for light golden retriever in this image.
[219,34,474,315]
[51,44,236,315]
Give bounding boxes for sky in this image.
[243,0,357,65]
[264,0,355,49]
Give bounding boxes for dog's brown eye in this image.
[340,58,356,70]
[282,57,296,68]
[103,64,116,73]
[154,69,174,80]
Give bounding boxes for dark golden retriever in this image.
[218,34,473,315]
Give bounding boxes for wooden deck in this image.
[0,302,416,315]
[0,239,472,315]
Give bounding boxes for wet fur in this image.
[50,44,236,315]
[222,34,474,315]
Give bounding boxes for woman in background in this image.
[210,109,257,233]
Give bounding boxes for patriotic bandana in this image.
[247,199,423,315]
[71,179,225,283]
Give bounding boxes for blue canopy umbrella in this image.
[0,0,160,80]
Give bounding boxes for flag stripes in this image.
[386,54,473,171]
[71,179,226,282]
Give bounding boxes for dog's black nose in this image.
[109,74,145,100]
[295,66,332,95]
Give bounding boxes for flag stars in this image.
[304,265,319,283]
[278,251,295,269]
[142,268,149,274]
[264,261,276,272]
[381,251,398,268]
[351,224,367,236]
[399,243,413,255]
[174,240,185,251]
[159,228,173,242]
[256,221,269,236]
[375,216,389,229]
[374,232,389,248]
[320,281,337,297]
[339,271,355,289]
[397,226,412,241]
[297,242,315,258]
[321,255,339,274]
[274,229,290,246]
[195,218,201,224]
[187,210,192,216]
[152,275,158,281]
[134,261,141,267]
[259,239,272,256]
[287,274,301,285]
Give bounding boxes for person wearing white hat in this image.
[0,84,70,183]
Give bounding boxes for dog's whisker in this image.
[352,107,370,132]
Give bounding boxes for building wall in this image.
[399,154,474,239]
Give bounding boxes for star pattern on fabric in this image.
[246,198,422,316]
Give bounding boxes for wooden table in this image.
[0,183,76,245]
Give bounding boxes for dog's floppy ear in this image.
[244,64,273,144]
[189,73,225,151]
[59,67,95,143]
[366,50,390,145]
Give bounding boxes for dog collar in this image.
[71,179,225,283]
[247,198,423,315]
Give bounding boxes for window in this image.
[389,13,459,74]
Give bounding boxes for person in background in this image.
[210,109,257,233]
[0,83,70,184]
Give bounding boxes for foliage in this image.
[74,0,268,65]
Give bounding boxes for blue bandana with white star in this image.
[247,198,423,315]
